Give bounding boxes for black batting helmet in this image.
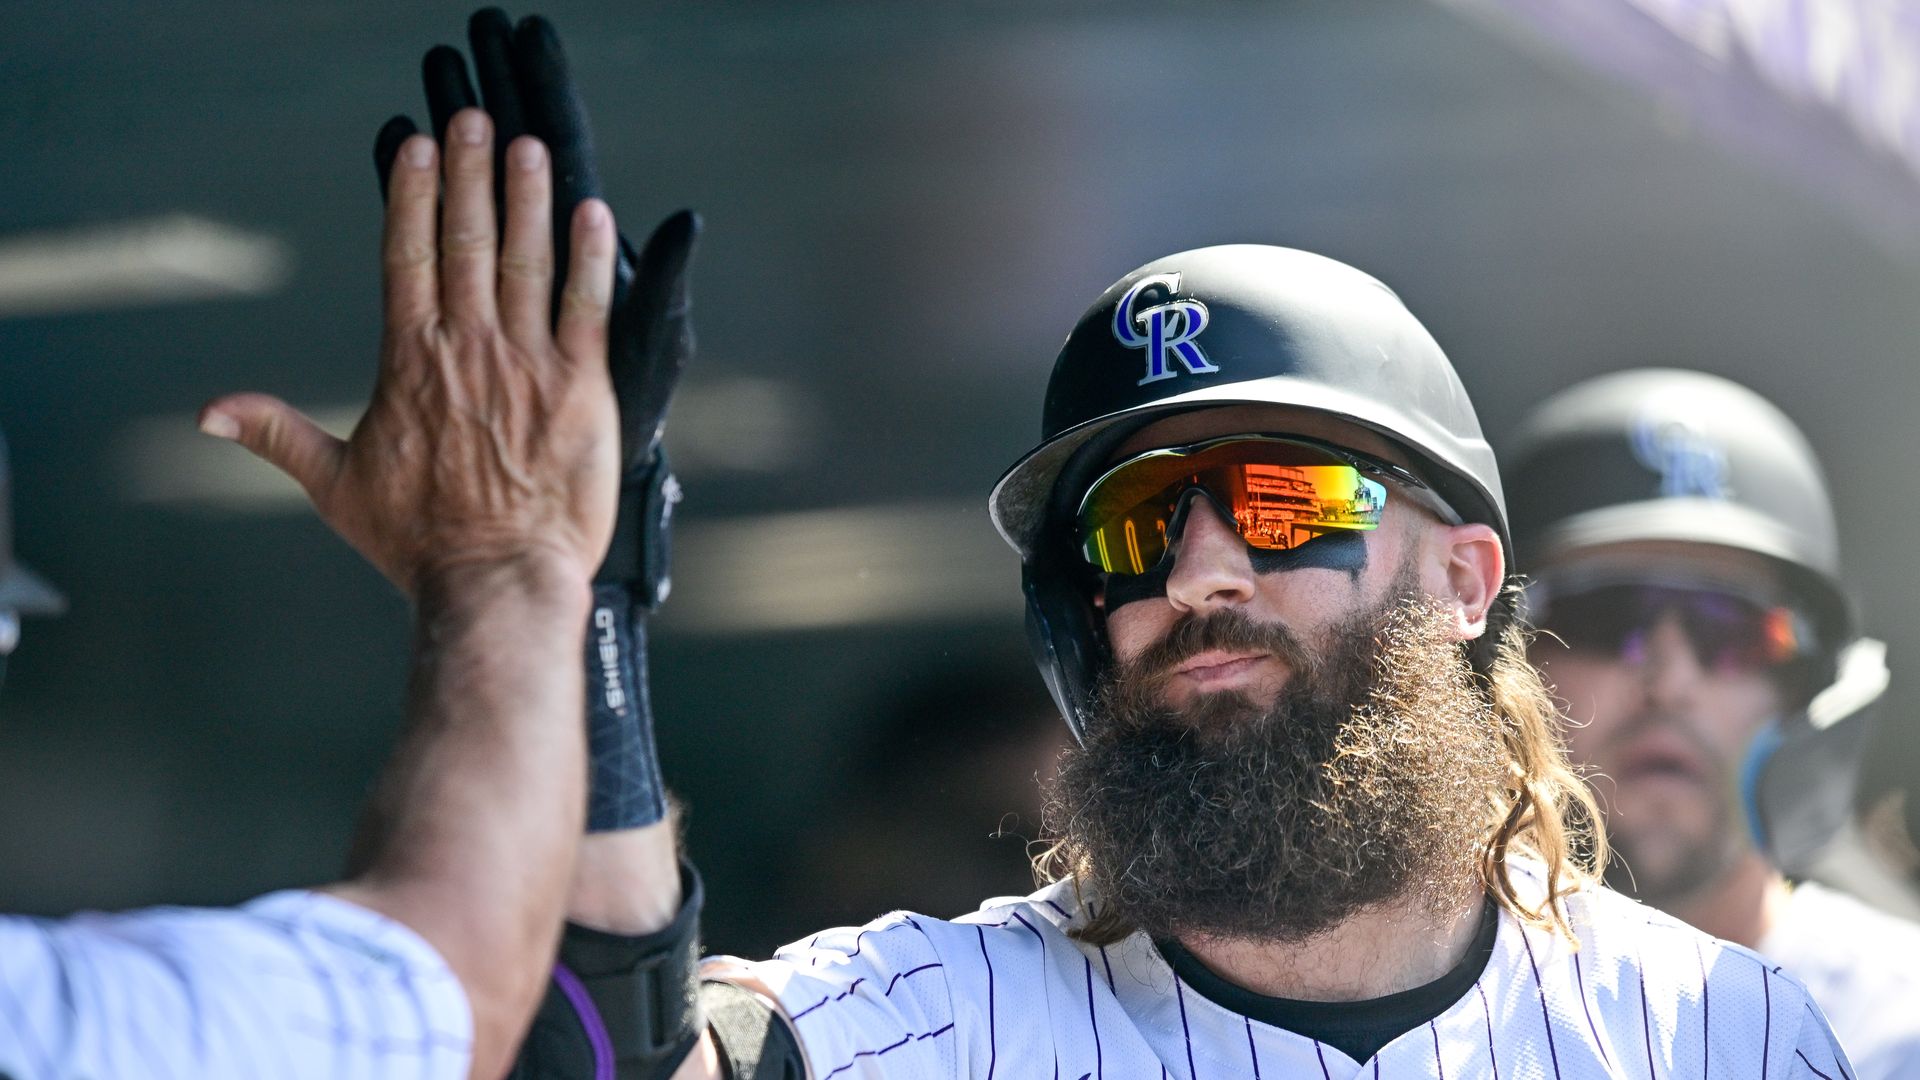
[989,244,1507,741]
[1506,368,1881,874]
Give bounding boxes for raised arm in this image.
[201,103,620,1079]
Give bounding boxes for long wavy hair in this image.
[1034,611,1608,946]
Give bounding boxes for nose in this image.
[1634,614,1706,712]
[1163,493,1258,615]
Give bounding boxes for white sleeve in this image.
[0,889,472,1080]
[704,912,959,1080]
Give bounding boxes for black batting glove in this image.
[375,9,698,831]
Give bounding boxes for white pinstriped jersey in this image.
[1761,882,1920,1080]
[707,863,1855,1079]
[0,890,471,1080]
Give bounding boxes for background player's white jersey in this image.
[1761,880,1920,1080]
[708,864,1853,1079]
[0,889,471,1080]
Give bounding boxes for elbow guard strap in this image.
[511,862,705,1080]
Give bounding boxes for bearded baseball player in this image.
[0,27,647,1076]
[1510,369,1920,1078]
[352,12,1865,1080]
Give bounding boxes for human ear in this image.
[1437,522,1503,640]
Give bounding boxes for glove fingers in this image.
[512,14,608,325]
[512,15,604,206]
[611,210,701,458]
[421,44,479,143]
[468,8,526,229]
[468,9,526,146]
[373,114,419,203]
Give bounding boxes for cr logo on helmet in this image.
[1111,272,1218,386]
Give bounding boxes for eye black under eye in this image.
[1100,530,1371,610]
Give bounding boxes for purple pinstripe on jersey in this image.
[1244,1016,1260,1080]
[1519,926,1564,1079]
[820,1022,956,1078]
[788,961,945,1022]
[1045,899,1074,921]
[1084,956,1103,1080]
[790,979,865,1021]
[1315,1040,1333,1080]
[550,963,614,1080]
[1796,1049,1839,1080]
[1476,982,1500,1080]
[977,926,997,1080]
[1429,1019,1444,1079]
[1571,948,1613,1071]
[1805,1004,1854,1080]
[1692,939,1708,1078]
[1636,943,1656,1079]
[1174,974,1197,1080]
[1099,946,1115,992]
[886,963,941,995]
[809,919,919,967]
[1011,912,1044,943]
[1757,957,1771,1076]
[1009,912,1057,1077]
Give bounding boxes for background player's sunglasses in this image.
[1075,435,1459,576]
[1526,577,1816,672]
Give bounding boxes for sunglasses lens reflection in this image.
[1078,439,1386,575]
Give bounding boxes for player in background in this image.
[1509,369,1920,1078]
[387,21,1861,1075]
[0,62,637,1078]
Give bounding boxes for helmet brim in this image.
[1528,499,1854,647]
[989,374,1507,564]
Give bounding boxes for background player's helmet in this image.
[1505,368,1883,875]
[990,244,1507,742]
[0,426,66,664]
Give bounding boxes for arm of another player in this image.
[376,12,722,1078]
[201,112,621,1079]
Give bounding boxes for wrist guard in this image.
[585,578,669,832]
[512,862,705,1080]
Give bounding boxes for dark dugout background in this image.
[3,0,1918,958]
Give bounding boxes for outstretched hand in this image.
[201,111,622,597]
[373,8,698,601]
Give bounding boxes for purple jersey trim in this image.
[1244,1016,1260,1080]
[550,962,615,1080]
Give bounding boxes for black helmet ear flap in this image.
[1023,562,1109,745]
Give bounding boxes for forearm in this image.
[568,823,682,933]
[327,551,592,1077]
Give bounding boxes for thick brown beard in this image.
[1044,588,1506,944]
